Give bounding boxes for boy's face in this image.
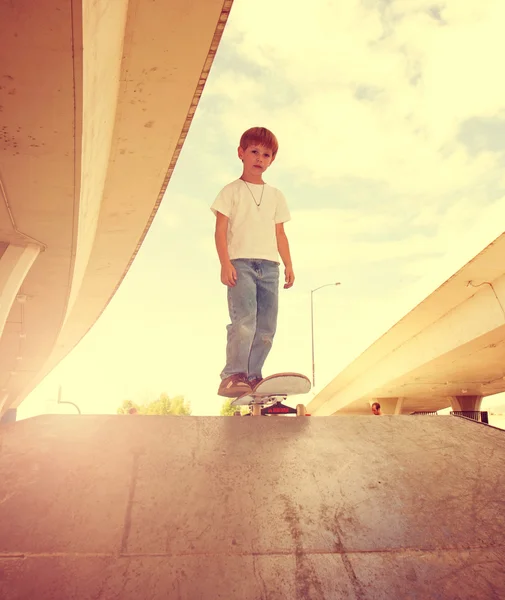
[238,143,275,179]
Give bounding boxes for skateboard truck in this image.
[261,400,296,415]
[237,399,309,417]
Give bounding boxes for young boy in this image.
[371,402,383,416]
[211,127,294,398]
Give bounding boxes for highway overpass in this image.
[0,0,233,422]
[308,233,505,416]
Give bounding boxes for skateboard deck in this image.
[231,373,311,416]
[231,372,311,405]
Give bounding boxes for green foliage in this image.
[117,393,191,416]
[220,398,247,416]
[117,399,138,415]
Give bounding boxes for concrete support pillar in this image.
[0,243,40,338]
[451,395,483,412]
[0,407,17,425]
[371,397,403,415]
[0,392,8,414]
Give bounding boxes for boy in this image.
[211,127,294,398]
[371,402,383,416]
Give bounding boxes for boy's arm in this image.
[276,223,294,289]
[215,212,237,286]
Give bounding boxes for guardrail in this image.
[450,411,489,424]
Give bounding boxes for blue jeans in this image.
[221,259,279,380]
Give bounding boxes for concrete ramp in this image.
[1,415,504,599]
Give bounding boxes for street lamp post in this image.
[56,385,81,415]
[311,282,341,388]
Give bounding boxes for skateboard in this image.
[231,372,311,417]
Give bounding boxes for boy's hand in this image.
[221,262,237,287]
[284,265,295,289]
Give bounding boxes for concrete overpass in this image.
[308,233,505,416]
[0,0,233,422]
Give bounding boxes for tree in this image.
[117,393,191,416]
[117,399,138,415]
[220,398,247,416]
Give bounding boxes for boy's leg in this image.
[220,259,257,380]
[247,260,279,381]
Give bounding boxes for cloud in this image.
[458,117,505,155]
[206,0,505,195]
[284,190,505,338]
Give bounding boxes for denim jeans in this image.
[221,259,279,380]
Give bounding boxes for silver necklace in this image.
[242,179,264,208]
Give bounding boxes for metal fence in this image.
[450,411,489,424]
[411,411,490,425]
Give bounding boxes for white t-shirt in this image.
[211,179,291,262]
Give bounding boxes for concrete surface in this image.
[1,415,505,599]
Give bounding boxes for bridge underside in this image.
[310,236,505,416]
[0,0,232,419]
[337,324,505,415]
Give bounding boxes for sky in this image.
[18,0,505,419]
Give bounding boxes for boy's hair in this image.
[240,127,279,158]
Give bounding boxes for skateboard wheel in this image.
[233,410,241,416]
[296,404,306,417]
[252,404,262,417]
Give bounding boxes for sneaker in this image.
[218,373,252,398]
[248,377,263,391]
